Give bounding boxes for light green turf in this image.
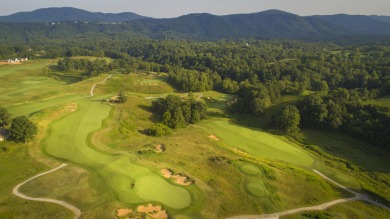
[240,164,261,175]
[202,120,313,166]
[0,60,53,77]
[246,183,266,197]
[44,100,191,209]
[7,94,84,117]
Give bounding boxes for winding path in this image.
[12,163,81,219]
[90,74,112,97]
[227,169,389,219]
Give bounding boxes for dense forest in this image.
[1,38,389,149]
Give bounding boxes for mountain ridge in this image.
[0,7,147,23]
[0,7,389,41]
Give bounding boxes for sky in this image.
[0,0,389,18]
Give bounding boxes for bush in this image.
[147,123,172,136]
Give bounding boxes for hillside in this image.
[312,14,390,35]
[0,7,147,23]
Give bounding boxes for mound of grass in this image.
[202,119,313,167]
[240,164,261,175]
[246,183,266,197]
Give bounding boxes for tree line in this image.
[148,95,207,136]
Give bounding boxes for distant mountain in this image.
[0,8,389,41]
[0,7,147,23]
[370,15,390,24]
[311,14,390,35]
[130,10,348,39]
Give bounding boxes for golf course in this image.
[0,59,389,219]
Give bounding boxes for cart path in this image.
[12,163,81,219]
[90,74,112,97]
[227,169,389,219]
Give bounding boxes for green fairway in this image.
[202,120,313,166]
[44,100,191,209]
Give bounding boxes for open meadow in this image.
[0,59,388,219]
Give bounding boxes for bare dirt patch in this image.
[155,144,165,153]
[161,169,193,186]
[209,135,220,141]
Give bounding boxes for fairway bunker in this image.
[234,148,247,155]
[161,169,193,186]
[209,135,220,141]
[155,144,165,153]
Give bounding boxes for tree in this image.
[0,106,11,128]
[272,105,301,135]
[116,90,127,103]
[8,116,38,142]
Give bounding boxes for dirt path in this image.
[227,169,389,219]
[90,74,112,97]
[12,163,81,219]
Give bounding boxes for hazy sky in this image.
[1,0,389,17]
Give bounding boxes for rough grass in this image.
[201,119,313,167]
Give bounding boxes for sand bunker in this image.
[117,208,133,217]
[66,103,77,112]
[116,204,168,219]
[209,135,220,141]
[226,97,238,106]
[137,204,168,219]
[234,148,247,155]
[155,144,165,153]
[161,169,193,186]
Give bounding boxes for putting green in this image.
[246,183,266,197]
[240,164,261,175]
[203,120,313,166]
[44,100,191,209]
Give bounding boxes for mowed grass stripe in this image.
[203,120,313,166]
[44,100,191,209]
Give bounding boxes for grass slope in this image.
[202,119,313,167]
